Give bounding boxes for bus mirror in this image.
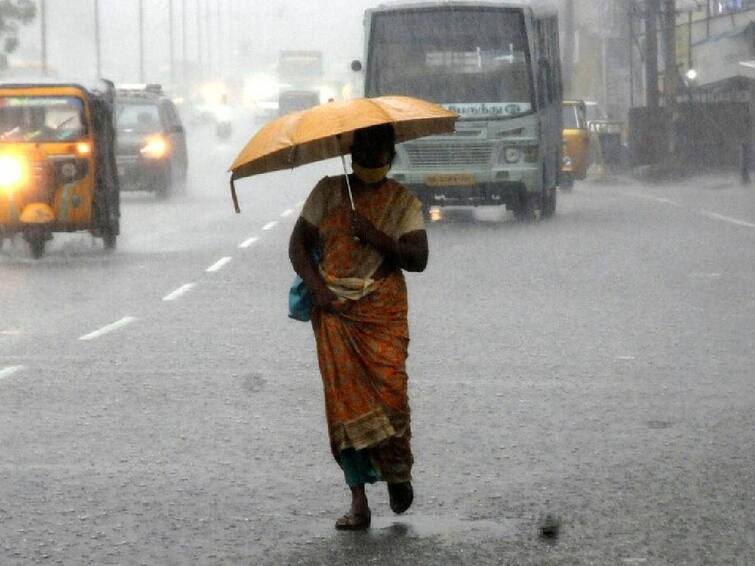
[351,60,363,73]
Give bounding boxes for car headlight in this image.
[140,135,170,159]
[0,155,28,191]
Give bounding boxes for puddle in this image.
[304,513,516,541]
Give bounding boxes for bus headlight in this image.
[502,147,522,164]
[0,155,28,192]
[140,135,170,160]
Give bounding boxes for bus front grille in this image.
[404,142,494,168]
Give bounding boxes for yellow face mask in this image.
[352,162,390,184]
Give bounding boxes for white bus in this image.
[360,2,563,219]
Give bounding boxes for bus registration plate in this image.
[425,174,476,187]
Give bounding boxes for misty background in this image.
[10,0,383,84]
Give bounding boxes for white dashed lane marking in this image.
[0,365,24,380]
[163,283,196,302]
[206,257,232,273]
[619,191,680,206]
[698,210,755,229]
[239,236,259,249]
[281,209,294,218]
[79,317,137,341]
[262,221,278,231]
[621,191,755,229]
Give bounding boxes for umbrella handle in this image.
[230,173,241,214]
[335,136,356,211]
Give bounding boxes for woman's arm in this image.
[350,212,429,272]
[289,217,344,310]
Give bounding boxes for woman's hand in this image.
[312,285,349,313]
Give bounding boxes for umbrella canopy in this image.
[228,96,457,212]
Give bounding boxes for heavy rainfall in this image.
[0,0,753,564]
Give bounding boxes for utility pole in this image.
[196,0,203,80]
[169,0,175,86]
[645,0,660,110]
[138,0,145,82]
[206,0,213,78]
[563,0,575,97]
[94,0,102,78]
[662,0,677,109]
[662,0,678,161]
[40,0,47,75]
[182,0,188,86]
[628,2,635,109]
[216,0,222,79]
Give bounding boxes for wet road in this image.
[1,127,753,564]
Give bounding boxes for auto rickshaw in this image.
[561,99,589,189]
[0,81,120,258]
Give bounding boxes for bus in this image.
[361,2,563,219]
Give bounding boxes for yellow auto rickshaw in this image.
[561,99,589,189]
[0,81,120,258]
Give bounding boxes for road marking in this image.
[698,210,755,228]
[296,200,305,208]
[206,257,232,273]
[620,191,679,206]
[0,365,24,380]
[281,209,294,218]
[239,236,259,249]
[616,355,636,361]
[163,283,196,301]
[262,221,278,231]
[79,317,136,341]
[689,272,721,279]
[0,329,21,336]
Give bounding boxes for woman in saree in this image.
[289,124,428,530]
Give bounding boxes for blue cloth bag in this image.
[288,275,314,321]
[288,249,321,322]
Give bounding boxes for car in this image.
[115,84,188,199]
[278,89,320,116]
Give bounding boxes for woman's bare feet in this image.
[335,485,371,530]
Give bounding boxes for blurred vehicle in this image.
[359,2,563,220]
[278,89,320,116]
[243,73,280,122]
[214,94,233,140]
[115,84,188,199]
[561,99,589,189]
[584,100,626,169]
[0,81,120,258]
[584,100,607,126]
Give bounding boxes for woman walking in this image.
[289,124,428,530]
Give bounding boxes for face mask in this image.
[353,162,390,184]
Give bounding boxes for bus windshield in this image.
[367,8,533,118]
[0,96,88,142]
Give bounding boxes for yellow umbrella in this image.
[228,96,458,212]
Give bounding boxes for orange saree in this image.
[304,176,423,483]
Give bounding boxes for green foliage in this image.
[0,0,37,69]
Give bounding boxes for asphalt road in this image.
[1,127,753,565]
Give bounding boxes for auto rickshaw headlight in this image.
[0,155,28,191]
[140,135,170,159]
[76,142,92,156]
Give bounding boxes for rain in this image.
[0,1,753,564]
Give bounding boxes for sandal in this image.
[388,482,413,514]
[335,509,371,531]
